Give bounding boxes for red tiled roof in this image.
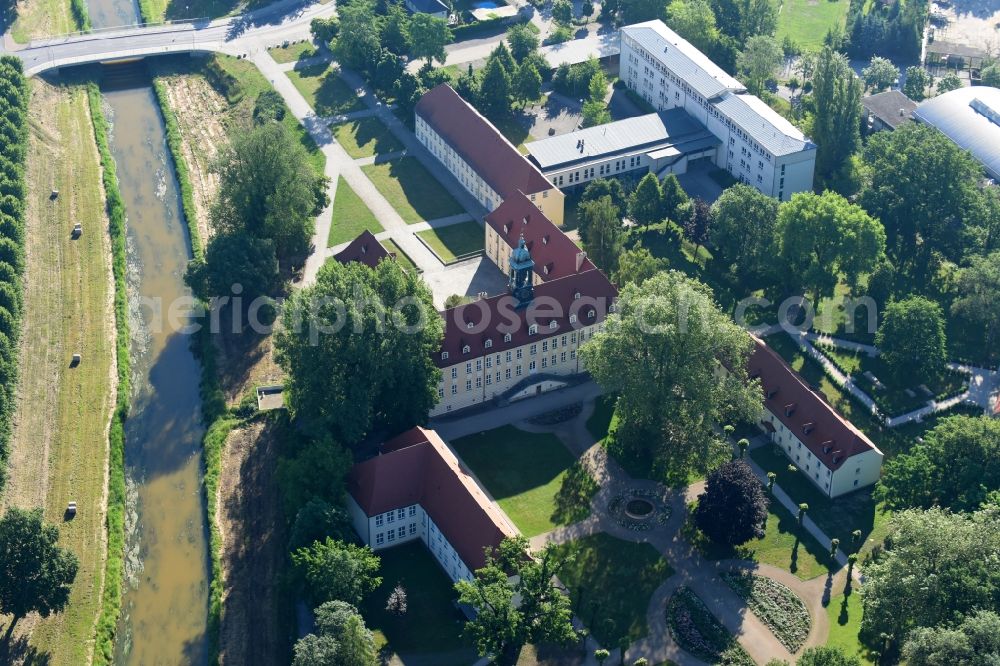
[348,427,516,571]
[436,268,617,368]
[750,337,880,471]
[415,84,553,200]
[333,230,391,269]
[486,192,594,282]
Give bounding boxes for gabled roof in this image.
[712,93,812,156]
[333,230,391,269]
[862,90,917,129]
[749,337,881,471]
[485,192,594,282]
[348,427,516,571]
[415,84,553,201]
[437,268,617,367]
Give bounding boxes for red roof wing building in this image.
[347,427,516,581]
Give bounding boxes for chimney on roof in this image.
[523,215,530,225]
[542,235,549,245]
[575,251,587,272]
[899,108,905,116]
[580,139,585,152]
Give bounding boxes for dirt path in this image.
[1,79,116,666]
[217,419,289,666]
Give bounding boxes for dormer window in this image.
[485,339,493,349]
[466,321,474,330]
[544,265,550,274]
[542,236,549,245]
[832,455,841,464]
[549,321,557,330]
[803,422,815,435]
[462,345,471,354]
[574,292,581,300]
[504,333,512,343]
[569,314,577,324]
[441,351,449,360]
[588,310,596,319]
[766,387,778,399]
[528,324,538,335]
[784,403,796,417]
[822,444,832,454]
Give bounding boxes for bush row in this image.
[87,81,132,666]
[70,0,91,32]
[0,57,28,492]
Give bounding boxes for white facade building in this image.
[620,20,816,200]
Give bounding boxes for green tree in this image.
[582,178,628,214]
[660,173,689,222]
[737,35,782,95]
[580,271,762,479]
[737,0,777,40]
[695,460,769,545]
[185,231,279,303]
[775,191,886,303]
[478,57,512,120]
[951,251,1000,364]
[276,436,353,520]
[981,62,1000,88]
[876,415,1000,513]
[588,69,608,102]
[665,0,720,54]
[628,173,664,227]
[810,47,862,185]
[381,3,412,55]
[582,100,612,127]
[409,14,452,67]
[709,183,779,285]
[797,646,862,666]
[0,507,79,638]
[553,0,574,24]
[875,296,946,384]
[578,196,623,274]
[513,62,542,107]
[292,538,382,607]
[682,197,712,255]
[456,536,577,666]
[289,497,354,552]
[862,56,899,91]
[210,122,326,259]
[506,23,539,62]
[860,123,984,271]
[332,1,382,73]
[310,16,340,45]
[614,245,667,286]
[253,89,286,124]
[860,505,1000,649]
[293,601,377,666]
[275,258,443,445]
[903,65,931,101]
[936,73,962,94]
[581,0,595,21]
[902,610,1000,666]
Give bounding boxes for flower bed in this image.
[721,571,811,651]
[666,587,755,665]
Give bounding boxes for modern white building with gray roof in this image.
[620,20,816,200]
[913,85,1000,181]
[525,109,720,188]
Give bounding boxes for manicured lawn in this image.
[362,157,465,224]
[331,116,403,159]
[328,176,383,247]
[380,239,419,274]
[553,534,674,645]
[286,62,366,116]
[416,221,485,263]
[451,425,594,536]
[749,445,892,559]
[268,41,317,64]
[776,0,851,51]
[826,591,875,665]
[361,542,473,661]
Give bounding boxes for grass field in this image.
[328,177,383,247]
[331,116,403,159]
[826,591,875,664]
[776,0,851,51]
[268,41,317,64]
[286,63,366,117]
[1,80,115,666]
[451,425,593,537]
[416,221,484,263]
[552,533,674,645]
[9,0,78,43]
[138,0,269,23]
[362,157,465,224]
[361,541,473,662]
[380,239,419,273]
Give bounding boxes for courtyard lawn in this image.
[331,116,403,159]
[552,533,675,645]
[451,425,594,536]
[416,220,485,263]
[328,176,383,247]
[268,41,317,64]
[826,591,875,665]
[380,238,419,274]
[776,0,851,51]
[286,62,366,116]
[361,542,473,662]
[362,157,466,224]
[750,445,892,559]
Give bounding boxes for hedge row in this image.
[87,82,132,666]
[0,57,29,493]
[70,0,91,32]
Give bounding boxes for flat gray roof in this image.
[622,21,744,101]
[914,85,1000,180]
[525,109,718,171]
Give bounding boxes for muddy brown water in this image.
[89,2,211,664]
